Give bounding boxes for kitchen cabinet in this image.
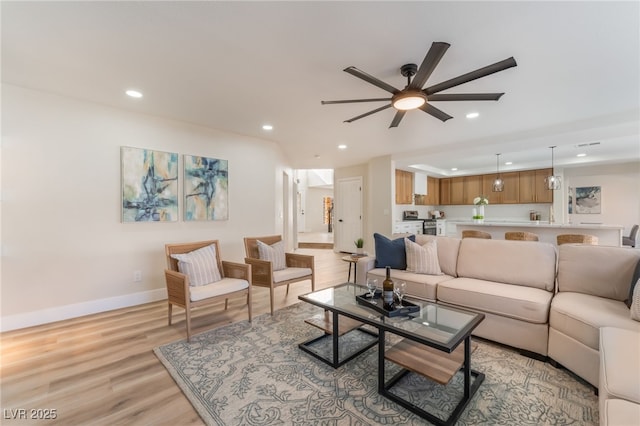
[439,178,451,205]
[393,221,422,234]
[482,172,519,204]
[395,169,414,204]
[450,177,465,205]
[519,168,553,203]
[463,175,483,204]
[425,177,440,205]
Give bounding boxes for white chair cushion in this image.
[189,278,249,302]
[405,238,443,275]
[257,240,286,271]
[171,244,222,287]
[273,267,312,283]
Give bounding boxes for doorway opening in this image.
[295,169,334,249]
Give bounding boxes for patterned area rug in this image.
[154,303,597,425]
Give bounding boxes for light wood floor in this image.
[0,248,349,425]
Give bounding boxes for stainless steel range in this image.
[403,211,437,235]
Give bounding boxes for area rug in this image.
[154,303,598,425]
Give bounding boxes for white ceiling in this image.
[2,1,639,176]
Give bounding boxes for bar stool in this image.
[505,231,539,241]
[556,234,598,245]
[462,230,492,239]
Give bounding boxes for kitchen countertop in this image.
[452,221,624,230]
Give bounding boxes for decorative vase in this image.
[478,205,485,221]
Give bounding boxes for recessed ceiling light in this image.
[125,90,143,98]
[338,144,347,150]
[262,124,273,131]
[466,112,479,119]
[505,161,513,165]
[577,153,587,157]
[451,167,458,171]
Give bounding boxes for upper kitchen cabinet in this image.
[395,169,414,204]
[482,172,519,204]
[519,168,553,203]
[463,175,483,204]
[439,178,451,205]
[425,176,440,205]
[450,177,465,205]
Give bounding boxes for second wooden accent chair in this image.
[244,235,315,315]
[165,240,252,341]
[461,230,492,239]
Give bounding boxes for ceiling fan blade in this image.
[321,97,391,105]
[344,66,399,94]
[419,103,453,122]
[427,93,505,102]
[344,104,392,123]
[408,42,450,90]
[425,57,517,95]
[389,111,407,128]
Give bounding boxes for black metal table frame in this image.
[298,309,378,368]
[378,330,485,426]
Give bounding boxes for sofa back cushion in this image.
[456,238,557,291]
[415,235,460,277]
[558,244,640,301]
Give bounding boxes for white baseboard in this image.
[0,288,168,332]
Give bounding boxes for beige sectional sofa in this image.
[358,234,640,424]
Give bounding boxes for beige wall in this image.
[1,84,290,330]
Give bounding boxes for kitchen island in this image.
[453,221,624,246]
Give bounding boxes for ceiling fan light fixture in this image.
[392,91,426,110]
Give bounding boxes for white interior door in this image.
[335,177,363,253]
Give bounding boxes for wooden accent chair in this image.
[556,234,599,245]
[505,231,539,241]
[461,230,492,239]
[165,240,252,341]
[244,235,315,315]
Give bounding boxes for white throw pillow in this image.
[257,240,287,271]
[405,238,443,275]
[631,278,640,321]
[171,244,222,287]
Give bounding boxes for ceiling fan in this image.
[321,42,517,128]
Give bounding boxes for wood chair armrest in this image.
[221,260,251,282]
[165,269,189,305]
[286,253,314,269]
[244,257,273,286]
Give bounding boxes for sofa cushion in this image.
[405,238,442,275]
[367,268,453,301]
[257,239,286,271]
[414,235,460,277]
[558,244,640,301]
[171,243,222,287]
[437,277,553,323]
[189,278,248,302]
[273,267,312,283]
[626,258,640,307]
[601,399,640,426]
[550,292,640,350]
[374,233,415,269]
[456,238,557,291]
[599,327,640,404]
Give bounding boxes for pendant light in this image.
[545,146,562,190]
[492,153,504,192]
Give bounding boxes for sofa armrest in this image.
[285,252,314,269]
[165,269,189,305]
[355,256,376,285]
[244,257,273,286]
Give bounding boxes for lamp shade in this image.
[492,153,504,192]
[392,91,426,110]
[545,146,561,190]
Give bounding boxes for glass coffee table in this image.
[299,283,485,426]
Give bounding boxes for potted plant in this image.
[473,195,489,223]
[354,238,364,255]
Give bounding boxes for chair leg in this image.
[247,290,252,322]
[269,288,275,316]
[185,308,192,342]
[168,302,173,326]
[286,284,290,295]
[225,298,229,310]
[311,276,315,291]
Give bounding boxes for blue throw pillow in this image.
[374,233,415,270]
